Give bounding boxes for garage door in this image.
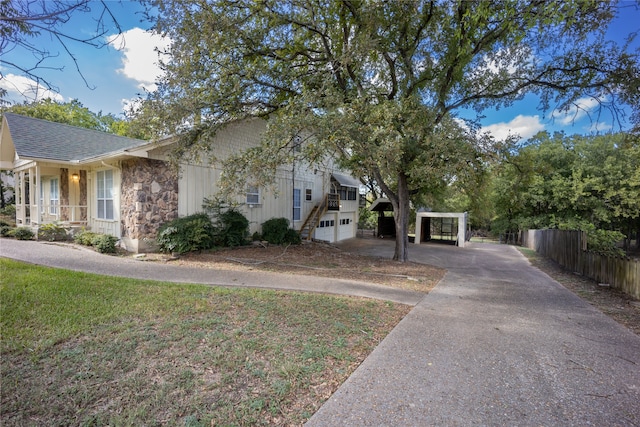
[338,213,356,241]
[314,214,336,242]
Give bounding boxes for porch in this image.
[14,165,90,232]
[16,203,89,228]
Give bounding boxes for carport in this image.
[414,211,468,247]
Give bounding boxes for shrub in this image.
[12,227,35,240]
[261,217,300,245]
[284,228,302,245]
[0,225,12,237]
[38,223,69,242]
[92,234,118,254]
[203,197,250,247]
[215,208,250,247]
[0,204,16,217]
[157,213,215,254]
[74,230,99,246]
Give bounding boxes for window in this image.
[347,187,357,201]
[97,170,114,220]
[305,188,312,201]
[293,188,301,221]
[40,180,44,213]
[338,187,347,200]
[246,186,260,205]
[338,186,357,201]
[49,178,59,214]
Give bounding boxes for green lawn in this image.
[1,258,410,426]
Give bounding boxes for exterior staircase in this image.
[299,194,339,240]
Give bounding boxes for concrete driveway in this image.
[308,239,640,426]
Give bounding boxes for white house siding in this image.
[175,118,359,241]
[178,164,219,217]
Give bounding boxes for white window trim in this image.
[96,169,115,220]
[293,188,301,221]
[246,186,261,205]
[49,178,59,215]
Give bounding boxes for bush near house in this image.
[73,230,118,254]
[92,234,118,254]
[74,230,100,246]
[214,208,250,247]
[37,223,69,242]
[0,224,12,237]
[0,204,16,217]
[261,217,301,245]
[203,198,250,248]
[157,213,216,254]
[11,227,35,240]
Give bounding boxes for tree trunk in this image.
[391,172,411,262]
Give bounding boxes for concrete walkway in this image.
[2,237,639,425]
[0,238,423,306]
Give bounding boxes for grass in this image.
[0,258,410,426]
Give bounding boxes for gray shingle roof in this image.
[3,113,149,162]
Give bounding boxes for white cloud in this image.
[552,96,601,125]
[482,114,545,141]
[107,28,171,92]
[586,121,613,133]
[120,96,145,115]
[0,73,65,103]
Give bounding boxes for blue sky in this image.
[1,1,638,141]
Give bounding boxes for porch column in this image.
[27,166,40,225]
[17,171,26,225]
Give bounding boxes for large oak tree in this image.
[137,0,639,261]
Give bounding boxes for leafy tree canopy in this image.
[1,98,148,138]
[135,0,639,261]
[491,131,640,249]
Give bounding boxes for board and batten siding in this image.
[176,118,355,238]
[178,162,330,236]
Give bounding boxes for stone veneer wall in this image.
[60,168,69,221]
[80,170,87,221]
[120,158,178,251]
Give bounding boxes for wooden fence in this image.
[521,229,640,299]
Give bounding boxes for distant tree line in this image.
[484,132,639,252]
[0,98,148,139]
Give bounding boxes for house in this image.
[0,113,360,251]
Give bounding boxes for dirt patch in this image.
[145,241,446,293]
